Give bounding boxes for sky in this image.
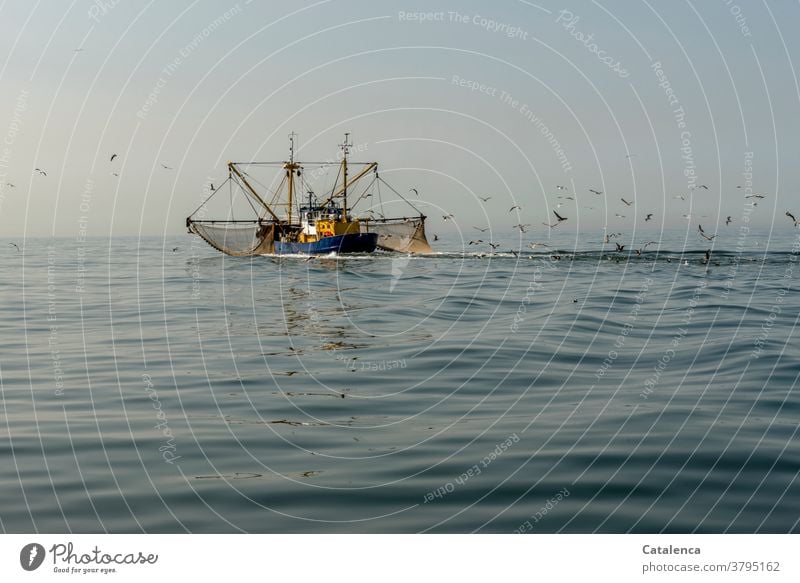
[0,0,798,237]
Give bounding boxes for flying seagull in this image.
[34,168,47,176]
[745,194,764,199]
[698,224,716,241]
[543,210,567,228]
[409,188,419,196]
[5,182,14,188]
[478,196,492,202]
[636,241,657,255]
[433,234,439,241]
[442,214,454,221]
[696,184,709,190]
[508,205,521,212]
[621,198,633,206]
[473,226,489,232]
[588,188,603,195]
[786,211,799,227]
[726,216,732,225]
[488,242,501,250]
[160,163,173,170]
[8,243,19,251]
[615,213,626,218]
[468,240,483,245]
[615,242,626,252]
[555,185,567,191]
[645,213,653,222]
[110,153,117,162]
[512,223,531,233]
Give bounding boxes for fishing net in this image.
[188,220,275,256]
[361,217,432,253]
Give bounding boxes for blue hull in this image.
[274,232,379,255]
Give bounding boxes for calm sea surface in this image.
[2,228,799,533]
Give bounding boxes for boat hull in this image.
[273,232,378,255]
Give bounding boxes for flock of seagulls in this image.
[424,180,800,257]
[21,154,180,183]
[4,154,186,253]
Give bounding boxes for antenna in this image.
[288,131,297,163]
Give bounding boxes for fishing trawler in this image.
[186,133,432,256]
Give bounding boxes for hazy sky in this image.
[0,0,798,237]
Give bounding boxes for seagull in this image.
[8,243,19,251]
[621,198,633,206]
[209,183,215,191]
[478,196,492,202]
[696,184,709,190]
[160,163,173,170]
[588,188,603,195]
[556,185,568,191]
[786,211,799,227]
[543,210,567,228]
[615,213,626,218]
[528,242,551,249]
[636,241,657,255]
[508,249,519,257]
[4,182,14,188]
[473,226,489,232]
[111,172,119,177]
[34,168,47,176]
[433,234,439,241]
[512,223,531,233]
[409,188,419,196]
[488,242,501,250]
[172,247,179,252]
[674,195,686,200]
[468,240,483,245]
[726,216,732,225]
[625,153,638,159]
[645,213,653,222]
[745,194,764,199]
[702,249,712,265]
[110,153,117,162]
[615,242,626,252]
[698,224,716,241]
[682,214,692,220]
[508,205,521,212]
[442,214,454,221]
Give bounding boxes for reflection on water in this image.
[1,231,799,532]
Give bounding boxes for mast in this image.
[340,133,351,222]
[285,132,299,224]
